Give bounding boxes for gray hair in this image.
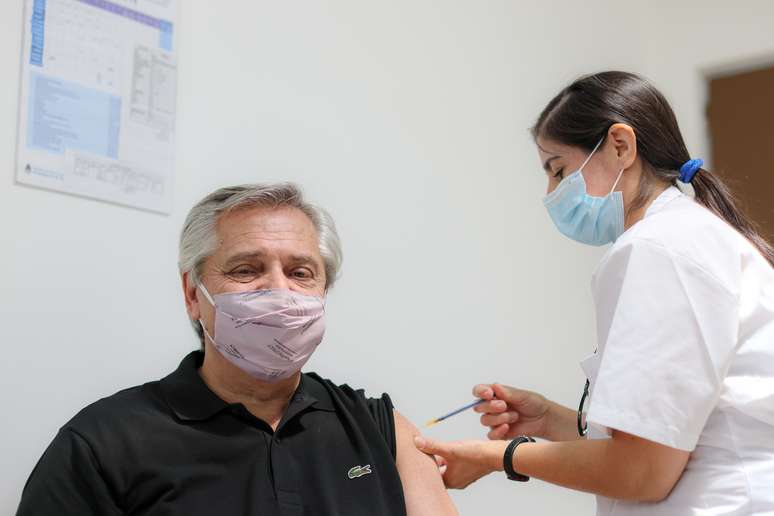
[178,182,343,344]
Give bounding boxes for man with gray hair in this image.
[17,183,457,516]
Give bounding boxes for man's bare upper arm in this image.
[393,410,458,516]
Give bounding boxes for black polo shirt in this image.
[17,351,407,515]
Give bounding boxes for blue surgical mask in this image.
[543,138,625,246]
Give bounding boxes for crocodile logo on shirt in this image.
[347,464,372,479]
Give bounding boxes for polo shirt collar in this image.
[292,372,336,412]
[160,351,335,422]
[160,351,228,421]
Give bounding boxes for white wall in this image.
[640,0,774,170]
[1,1,772,515]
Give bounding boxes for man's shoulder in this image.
[303,372,398,456]
[303,371,393,409]
[64,380,166,440]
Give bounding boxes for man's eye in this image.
[553,168,564,179]
[229,267,257,280]
[291,268,313,279]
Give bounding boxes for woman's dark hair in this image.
[532,70,774,267]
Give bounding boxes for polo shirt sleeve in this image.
[17,428,122,516]
[586,238,739,451]
[362,392,397,459]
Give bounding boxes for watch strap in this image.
[503,436,535,482]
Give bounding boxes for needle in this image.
[424,399,486,428]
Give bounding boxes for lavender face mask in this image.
[198,285,326,382]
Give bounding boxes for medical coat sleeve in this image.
[586,237,739,451]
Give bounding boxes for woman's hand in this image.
[474,384,583,442]
[413,436,507,489]
[473,383,551,440]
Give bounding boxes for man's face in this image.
[183,205,327,332]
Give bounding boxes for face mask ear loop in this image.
[196,283,217,345]
[578,137,606,174]
[609,167,625,195]
[198,318,216,345]
[198,283,216,307]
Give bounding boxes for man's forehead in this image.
[214,206,320,255]
[218,206,313,235]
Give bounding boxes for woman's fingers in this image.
[474,383,530,413]
[414,436,452,458]
[480,411,519,428]
[491,383,525,405]
[472,384,495,400]
[473,398,507,414]
[487,423,510,440]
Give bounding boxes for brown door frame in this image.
[702,51,774,244]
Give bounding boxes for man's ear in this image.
[607,123,637,170]
[181,271,200,322]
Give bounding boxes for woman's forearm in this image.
[482,434,685,502]
[516,439,658,501]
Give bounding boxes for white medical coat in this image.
[583,186,774,515]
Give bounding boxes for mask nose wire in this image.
[196,284,325,331]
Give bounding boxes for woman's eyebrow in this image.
[542,155,560,172]
[536,142,561,172]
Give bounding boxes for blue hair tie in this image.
[679,158,704,183]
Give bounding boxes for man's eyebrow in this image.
[222,251,321,269]
[288,254,321,268]
[223,251,266,267]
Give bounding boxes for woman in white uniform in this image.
[415,71,774,514]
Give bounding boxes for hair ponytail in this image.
[691,169,774,266]
[533,71,774,267]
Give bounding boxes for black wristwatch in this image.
[503,436,535,481]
